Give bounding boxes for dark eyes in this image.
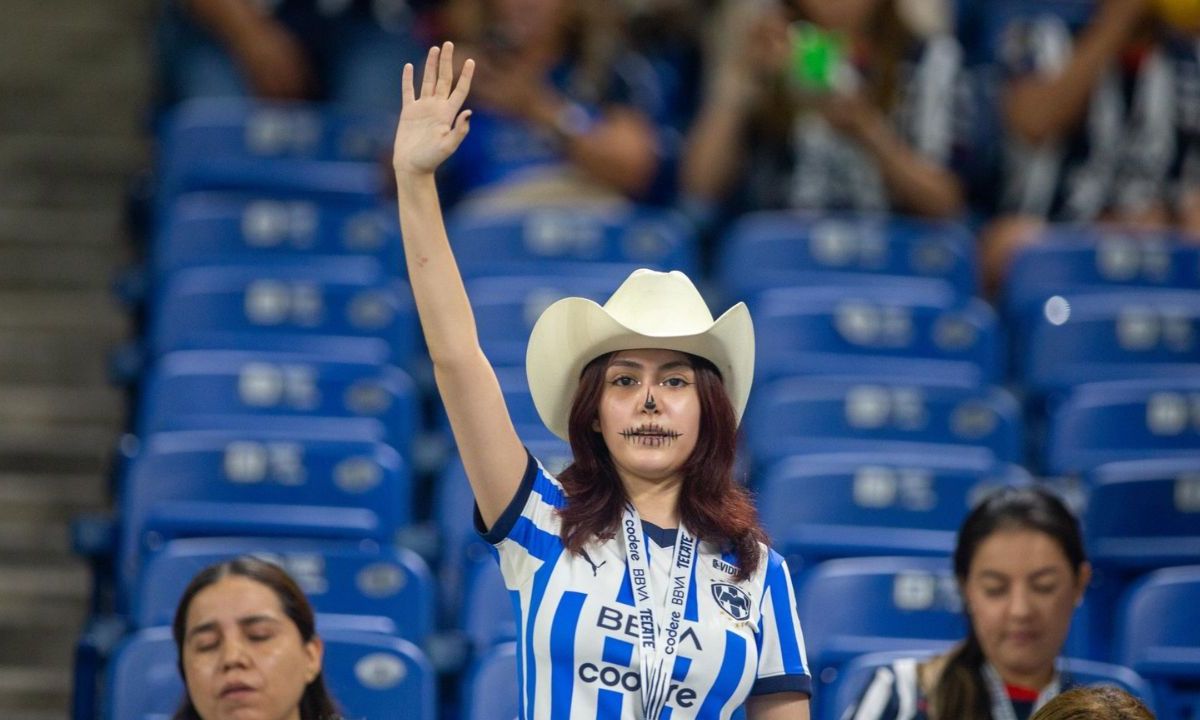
[608,376,691,387]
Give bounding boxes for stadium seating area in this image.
[69,5,1200,714]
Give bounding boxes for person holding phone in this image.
[394,42,813,718]
[681,0,971,230]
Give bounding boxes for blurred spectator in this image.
[157,0,427,113]
[980,0,1200,294]
[436,0,663,209]
[680,0,974,233]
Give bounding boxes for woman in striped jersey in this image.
[844,487,1092,720]
[394,41,812,719]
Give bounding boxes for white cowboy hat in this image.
[526,269,755,441]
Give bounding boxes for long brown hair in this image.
[556,352,766,581]
[171,557,341,720]
[929,487,1088,720]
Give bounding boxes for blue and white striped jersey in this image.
[476,452,812,719]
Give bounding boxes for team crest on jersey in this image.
[711,583,751,622]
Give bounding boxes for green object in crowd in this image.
[790,22,846,92]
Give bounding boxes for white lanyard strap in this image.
[620,503,697,720]
[982,663,1060,720]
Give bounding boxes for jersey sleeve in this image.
[750,549,813,697]
[474,449,567,587]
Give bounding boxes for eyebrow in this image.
[186,614,280,641]
[978,567,1063,582]
[608,359,693,372]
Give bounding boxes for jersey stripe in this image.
[551,591,588,717]
[698,631,748,719]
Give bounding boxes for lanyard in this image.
[620,502,697,720]
[981,663,1060,720]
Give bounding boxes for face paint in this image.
[619,423,682,447]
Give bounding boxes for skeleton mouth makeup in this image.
[619,424,682,446]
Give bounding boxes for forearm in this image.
[857,118,965,218]
[1004,3,1141,143]
[680,81,754,202]
[394,171,483,367]
[562,109,660,196]
[182,0,270,49]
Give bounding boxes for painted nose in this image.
[643,392,657,412]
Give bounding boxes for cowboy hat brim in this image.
[526,296,755,441]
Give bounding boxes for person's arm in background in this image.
[1003,0,1147,144]
[393,43,527,528]
[680,1,790,204]
[468,53,660,197]
[182,0,315,99]
[823,92,966,218]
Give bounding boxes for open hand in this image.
[393,42,475,177]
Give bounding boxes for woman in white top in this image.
[392,42,812,719]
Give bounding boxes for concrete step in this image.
[0,330,123,386]
[0,473,106,524]
[0,205,129,248]
[0,667,72,718]
[0,245,129,290]
[0,290,127,332]
[0,136,148,210]
[0,385,124,427]
[0,424,118,475]
[0,385,124,426]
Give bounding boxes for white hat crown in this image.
[526,268,755,441]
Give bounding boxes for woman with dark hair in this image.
[1029,686,1156,720]
[393,42,812,718]
[171,556,340,720]
[845,486,1093,720]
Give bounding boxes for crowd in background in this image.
[159,0,1200,292]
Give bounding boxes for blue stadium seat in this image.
[759,453,1028,579]
[156,99,393,204]
[718,212,977,302]
[744,378,1022,469]
[460,642,520,720]
[135,537,434,642]
[432,366,544,432]
[116,430,410,608]
[137,350,418,453]
[445,203,699,278]
[831,650,1157,720]
[147,259,418,366]
[1045,378,1200,474]
[106,626,435,720]
[1073,458,1200,660]
[467,273,641,366]
[1084,458,1200,570]
[1004,228,1199,317]
[753,285,1002,387]
[1117,566,1200,720]
[460,559,517,655]
[794,556,962,718]
[1016,290,1200,396]
[153,192,401,276]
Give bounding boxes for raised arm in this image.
[1003,0,1147,144]
[393,42,526,528]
